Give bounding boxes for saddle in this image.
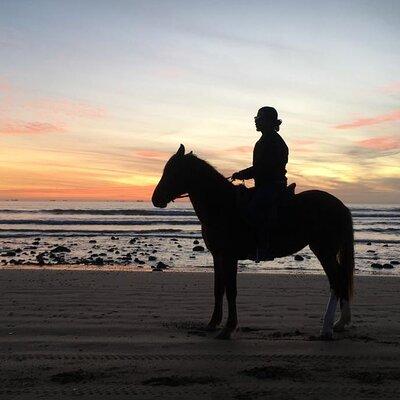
[235,182,296,218]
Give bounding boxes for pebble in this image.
[93,257,104,266]
[155,261,169,269]
[50,246,71,253]
[36,253,46,266]
[193,245,205,252]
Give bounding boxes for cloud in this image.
[380,82,400,94]
[0,80,12,94]
[27,99,107,119]
[134,149,173,159]
[334,110,400,129]
[178,24,308,56]
[355,136,400,151]
[0,120,66,135]
[0,80,107,121]
[291,138,316,145]
[0,79,14,111]
[223,145,252,154]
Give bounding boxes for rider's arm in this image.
[237,166,254,179]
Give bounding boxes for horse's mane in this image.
[185,153,230,184]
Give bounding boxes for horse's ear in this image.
[188,150,193,155]
[176,144,185,157]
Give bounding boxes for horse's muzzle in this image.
[151,189,168,208]
[153,199,167,208]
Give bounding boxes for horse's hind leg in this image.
[310,248,340,339]
[333,299,351,332]
[333,264,351,331]
[321,288,338,339]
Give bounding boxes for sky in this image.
[0,0,399,203]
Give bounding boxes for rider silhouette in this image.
[232,106,289,261]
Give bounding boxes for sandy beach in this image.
[1,269,400,399]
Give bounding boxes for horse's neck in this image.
[188,173,233,226]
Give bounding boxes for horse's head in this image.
[152,144,190,208]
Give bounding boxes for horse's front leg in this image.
[216,256,238,340]
[206,255,225,331]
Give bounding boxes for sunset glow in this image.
[0,1,399,203]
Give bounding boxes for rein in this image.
[171,176,234,202]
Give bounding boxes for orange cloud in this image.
[135,150,172,159]
[335,109,400,129]
[355,136,400,151]
[0,120,66,135]
[291,138,316,145]
[27,99,107,118]
[223,145,252,154]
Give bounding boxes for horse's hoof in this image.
[319,331,334,341]
[205,323,219,332]
[333,322,345,332]
[333,319,350,332]
[215,329,231,340]
[215,327,237,340]
[215,325,239,340]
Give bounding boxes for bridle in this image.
[172,193,189,201]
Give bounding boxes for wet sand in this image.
[1,269,400,399]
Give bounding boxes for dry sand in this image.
[1,269,400,399]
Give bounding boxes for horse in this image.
[152,144,354,340]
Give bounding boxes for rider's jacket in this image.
[239,131,289,187]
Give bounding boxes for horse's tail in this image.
[336,208,354,300]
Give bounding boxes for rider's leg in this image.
[255,222,274,262]
[254,186,277,262]
[243,186,276,262]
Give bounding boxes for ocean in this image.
[0,201,399,275]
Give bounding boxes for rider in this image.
[232,106,289,261]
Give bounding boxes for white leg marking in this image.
[321,289,338,338]
[333,299,351,332]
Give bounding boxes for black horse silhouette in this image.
[152,145,354,339]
